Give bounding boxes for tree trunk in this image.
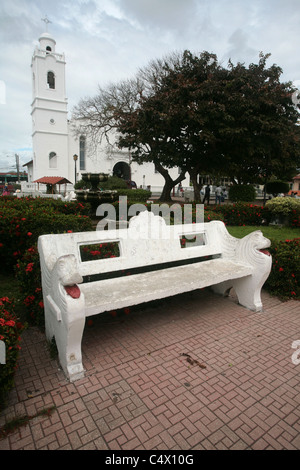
[188,167,202,202]
[154,162,186,203]
[190,173,201,202]
[159,179,175,203]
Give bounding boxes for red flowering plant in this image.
[213,203,271,226]
[80,242,120,262]
[0,296,26,409]
[15,245,45,329]
[0,197,92,274]
[265,238,300,300]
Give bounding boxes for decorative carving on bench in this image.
[212,228,272,311]
[39,249,85,381]
[129,210,169,239]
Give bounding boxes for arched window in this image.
[49,151,57,169]
[79,136,86,171]
[46,46,52,54]
[47,71,55,89]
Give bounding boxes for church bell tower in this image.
[31,17,69,181]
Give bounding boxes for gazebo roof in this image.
[33,176,72,185]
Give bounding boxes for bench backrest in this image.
[38,211,232,279]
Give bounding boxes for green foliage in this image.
[204,209,224,222]
[266,196,300,215]
[74,178,91,190]
[0,196,90,216]
[75,176,128,190]
[265,181,290,195]
[101,176,128,190]
[0,297,26,409]
[266,197,300,227]
[0,197,93,273]
[114,189,151,202]
[228,185,256,202]
[15,246,44,328]
[80,242,120,262]
[212,203,271,226]
[265,238,300,300]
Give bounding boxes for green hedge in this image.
[228,185,256,202]
[114,189,151,202]
[0,196,91,216]
[265,181,290,196]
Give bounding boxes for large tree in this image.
[73,51,300,202]
[117,51,228,200]
[217,53,300,186]
[116,51,300,200]
[73,51,228,201]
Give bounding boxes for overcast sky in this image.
[0,0,300,172]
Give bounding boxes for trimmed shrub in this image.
[0,297,26,409]
[266,197,300,215]
[266,197,300,227]
[265,238,300,300]
[229,185,256,202]
[265,181,290,196]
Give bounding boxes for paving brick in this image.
[1,290,299,450]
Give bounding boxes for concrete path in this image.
[0,289,299,450]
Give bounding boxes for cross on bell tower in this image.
[41,15,52,32]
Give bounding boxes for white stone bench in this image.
[38,211,272,382]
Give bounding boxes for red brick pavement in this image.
[0,288,300,450]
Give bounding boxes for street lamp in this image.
[73,154,78,185]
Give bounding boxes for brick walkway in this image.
[0,289,299,450]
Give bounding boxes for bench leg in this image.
[45,296,85,382]
[212,277,264,312]
[231,277,263,312]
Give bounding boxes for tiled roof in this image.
[33,176,72,185]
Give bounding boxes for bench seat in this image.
[38,210,272,381]
[81,259,253,316]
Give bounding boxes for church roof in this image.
[34,176,72,185]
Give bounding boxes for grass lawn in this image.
[226,225,300,242]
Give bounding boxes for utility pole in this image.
[15,154,20,182]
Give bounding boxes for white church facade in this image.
[25,27,183,194]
